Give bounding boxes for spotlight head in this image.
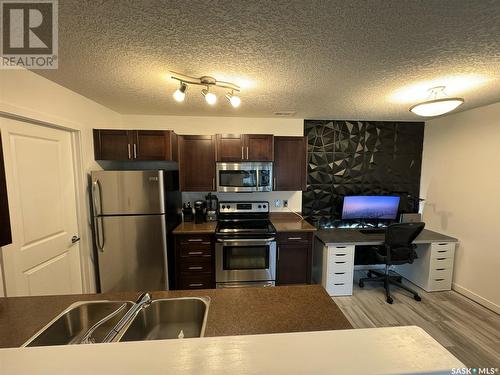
[226,92,241,108]
[173,82,187,102]
[202,88,217,105]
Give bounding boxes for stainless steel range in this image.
[215,201,276,288]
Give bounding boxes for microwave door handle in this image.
[255,169,260,190]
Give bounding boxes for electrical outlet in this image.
[274,199,282,208]
[283,200,288,207]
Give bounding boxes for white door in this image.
[0,117,83,296]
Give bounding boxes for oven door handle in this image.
[217,237,275,244]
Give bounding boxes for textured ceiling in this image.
[35,0,500,119]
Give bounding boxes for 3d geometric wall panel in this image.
[302,120,424,228]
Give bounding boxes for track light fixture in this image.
[173,82,187,102]
[170,71,241,107]
[410,86,464,117]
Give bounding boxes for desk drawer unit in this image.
[396,242,456,292]
[324,245,355,296]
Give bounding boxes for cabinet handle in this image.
[246,146,249,160]
[273,177,276,190]
[277,246,280,261]
[133,144,137,159]
[189,283,203,287]
[288,237,302,240]
[188,251,203,255]
[212,177,215,190]
[127,144,131,159]
[241,146,244,160]
[437,250,447,253]
[188,266,203,270]
[434,278,445,281]
[188,239,203,242]
[435,268,445,271]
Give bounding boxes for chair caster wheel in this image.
[386,296,393,304]
[414,295,421,302]
[358,281,364,288]
[367,272,372,278]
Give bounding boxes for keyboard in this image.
[359,228,386,234]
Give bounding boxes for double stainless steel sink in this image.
[22,297,210,347]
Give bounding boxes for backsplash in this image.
[181,191,301,212]
[302,120,424,227]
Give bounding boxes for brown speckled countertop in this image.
[0,285,351,348]
[270,212,317,232]
[173,212,316,234]
[172,221,217,234]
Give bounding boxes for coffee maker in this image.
[194,200,206,224]
[205,193,218,222]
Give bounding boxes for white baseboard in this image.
[452,282,500,315]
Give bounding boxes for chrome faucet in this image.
[102,292,152,343]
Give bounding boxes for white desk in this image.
[313,229,458,296]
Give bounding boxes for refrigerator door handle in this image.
[92,179,105,251]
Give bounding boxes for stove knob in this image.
[222,205,226,209]
[227,205,231,209]
[263,204,267,209]
[258,205,262,208]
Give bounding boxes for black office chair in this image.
[358,222,425,304]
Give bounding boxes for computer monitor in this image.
[341,195,400,220]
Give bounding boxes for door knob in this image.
[71,236,81,244]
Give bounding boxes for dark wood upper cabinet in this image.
[178,135,216,192]
[215,134,245,161]
[134,130,178,161]
[215,134,273,162]
[93,129,177,161]
[274,136,307,191]
[245,134,274,161]
[0,133,12,247]
[93,129,131,161]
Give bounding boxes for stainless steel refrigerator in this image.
[90,170,181,293]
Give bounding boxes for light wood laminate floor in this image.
[333,271,500,368]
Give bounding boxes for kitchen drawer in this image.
[430,257,454,270]
[178,234,213,246]
[276,232,312,244]
[179,259,212,273]
[178,273,213,289]
[179,246,213,257]
[431,243,455,258]
[428,276,452,291]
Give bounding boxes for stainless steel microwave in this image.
[216,162,273,192]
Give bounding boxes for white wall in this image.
[420,101,500,313]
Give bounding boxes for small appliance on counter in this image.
[194,200,206,224]
[182,202,194,222]
[205,193,218,222]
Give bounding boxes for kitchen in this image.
[1,1,500,373]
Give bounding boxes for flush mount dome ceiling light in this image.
[409,86,464,117]
[170,72,241,108]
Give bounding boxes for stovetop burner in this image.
[215,201,276,237]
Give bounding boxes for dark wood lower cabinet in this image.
[0,133,12,246]
[174,233,215,289]
[276,232,313,285]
